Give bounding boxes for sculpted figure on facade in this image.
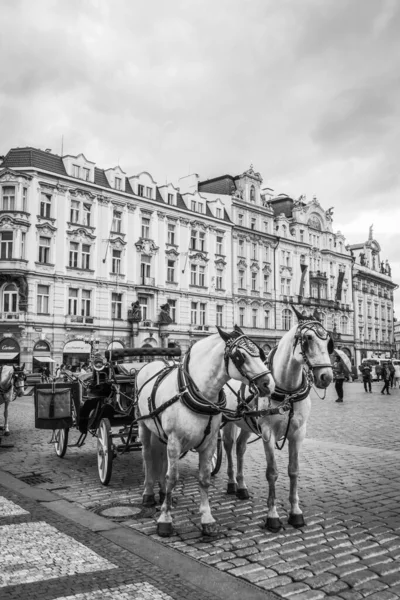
[130,300,142,322]
[158,303,173,324]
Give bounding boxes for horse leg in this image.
[198,437,219,536]
[287,427,306,529]
[140,424,158,507]
[3,400,10,436]
[222,422,237,494]
[236,429,252,499]
[262,426,282,532]
[157,433,181,537]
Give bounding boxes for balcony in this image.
[137,276,156,287]
[193,325,209,332]
[66,315,95,326]
[0,313,21,321]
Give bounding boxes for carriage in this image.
[34,346,223,485]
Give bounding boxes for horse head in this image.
[217,326,275,395]
[291,307,333,388]
[13,364,26,397]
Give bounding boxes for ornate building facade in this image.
[0,147,396,371]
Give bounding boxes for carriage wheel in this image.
[54,428,69,458]
[211,432,223,476]
[97,418,113,486]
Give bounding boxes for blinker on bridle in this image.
[224,334,272,387]
[293,320,333,371]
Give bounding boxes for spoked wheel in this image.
[211,431,223,476]
[97,418,113,486]
[54,428,69,458]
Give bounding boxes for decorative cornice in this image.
[36,222,57,234]
[135,238,159,255]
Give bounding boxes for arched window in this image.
[340,316,348,334]
[250,185,256,202]
[282,308,292,331]
[3,284,18,313]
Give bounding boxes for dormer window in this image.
[83,167,90,181]
[2,186,15,210]
[138,184,144,197]
[73,165,80,178]
[216,208,222,218]
[115,177,122,191]
[250,185,256,202]
[167,193,174,205]
[146,186,152,199]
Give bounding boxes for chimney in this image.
[45,148,52,153]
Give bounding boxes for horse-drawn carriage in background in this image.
[34,346,223,485]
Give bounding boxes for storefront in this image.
[63,340,92,371]
[33,340,55,373]
[0,338,20,366]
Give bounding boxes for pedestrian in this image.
[375,364,382,382]
[360,363,372,393]
[388,361,395,388]
[381,363,391,395]
[55,363,61,378]
[333,356,346,403]
[394,363,400,388]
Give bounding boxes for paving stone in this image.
[257,575,293,591]
[370,561,400,576]
[227,563,264,576]
[341,569,379,588]
[241,568,277,583]
[272,582,311,598]
[321,579,350,595]
[380,572,400,586]
[289,591,326,600]
[0,496,29,517]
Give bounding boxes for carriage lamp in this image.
[93,353,105,371]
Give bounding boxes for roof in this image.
[198,175,238,196]
[94,167,111,188]
[3,147,68,176]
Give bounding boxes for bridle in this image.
[12,369,26,397]
[293,320,334,373]
[224,334,272,391]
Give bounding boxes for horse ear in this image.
[292,305,303,321]
[234,324,245,335]
[216,326,231,343]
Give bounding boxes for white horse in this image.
[136,326,275,537]
[0,364,26,436]
[222,308,333,532]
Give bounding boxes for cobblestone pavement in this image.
[1,378,400,599]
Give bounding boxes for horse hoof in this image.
[288,513,305,529]
[202,522,219,537]
[142,494,156,507]
[236,488,250,500]
[265,517,283,533]
[157,522,173,537]
[4,431,10,437]
[227,483,237,494]
[159,491,166,505]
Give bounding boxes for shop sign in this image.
[63,340,91,353]
[34,341,51,353]
[0,338,20,353]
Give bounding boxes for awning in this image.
[0,352,18,360]
[33,356,55,363]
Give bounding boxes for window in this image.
[251,271,257,291]
[138,295,148,320]
[22,188,28,212]
[198,203,204,214]
[83,203,91,226]
[167,260,175,283]
[190,264,197,286]
[375,328,379,341]
[239,306,245,327]
[250,185,255,202]
[216,208,222,218]
[146,186,152,198]
[216,305,223,327]
[238,239,244,257]
[112,292,122,319]
[191,302,198,325]
[68,288,78,315]
[39,236,51,263]
[190,230,197,250]
[167,223,175,245]
[199,303,206,325]
[311,283,318,298]
[112,210,122,233]
[112,249,121,274]
[199,265,205,287]
[252,308,258,328]
[69,242,78,268]
[21,232,26,259]
[281,278,285,295]
[199,231,205,252]
[191,200,196,211]
[238,213,244,226]
[82,167,90,181]
[340,316,348,334]
[167,299,176,322]
[3,284,17,313]
[216,236,223,255]
[264,310,270,329]
[216,271,223,290]
[252,243,257,259]
[70,200,80,223]
[264,221,268,233]
[141,255,151,281]
[142,217,150,238]
[263,274,269,293]
[282,309,292,331]
[0,231,13,259]
[81,289,91,316]
[73,164,80,178]
[81,244,90,269]
[115,177,121,190]
[37,284,49,314]
[167,193,174,205]
[251,218,256,231]
[138,184,144,197]
[239,270,245,289]
[40,192,51,218]
[367,303,371,317]
[2,186,15,210]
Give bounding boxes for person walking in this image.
[333,356,346,402]
[388,361,395,388]
[381,363,391,395]
[361,363,372,393]
[394,362,400,388]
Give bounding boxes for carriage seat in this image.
[115,362,148,377]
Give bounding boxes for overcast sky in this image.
[1,0,399,310]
